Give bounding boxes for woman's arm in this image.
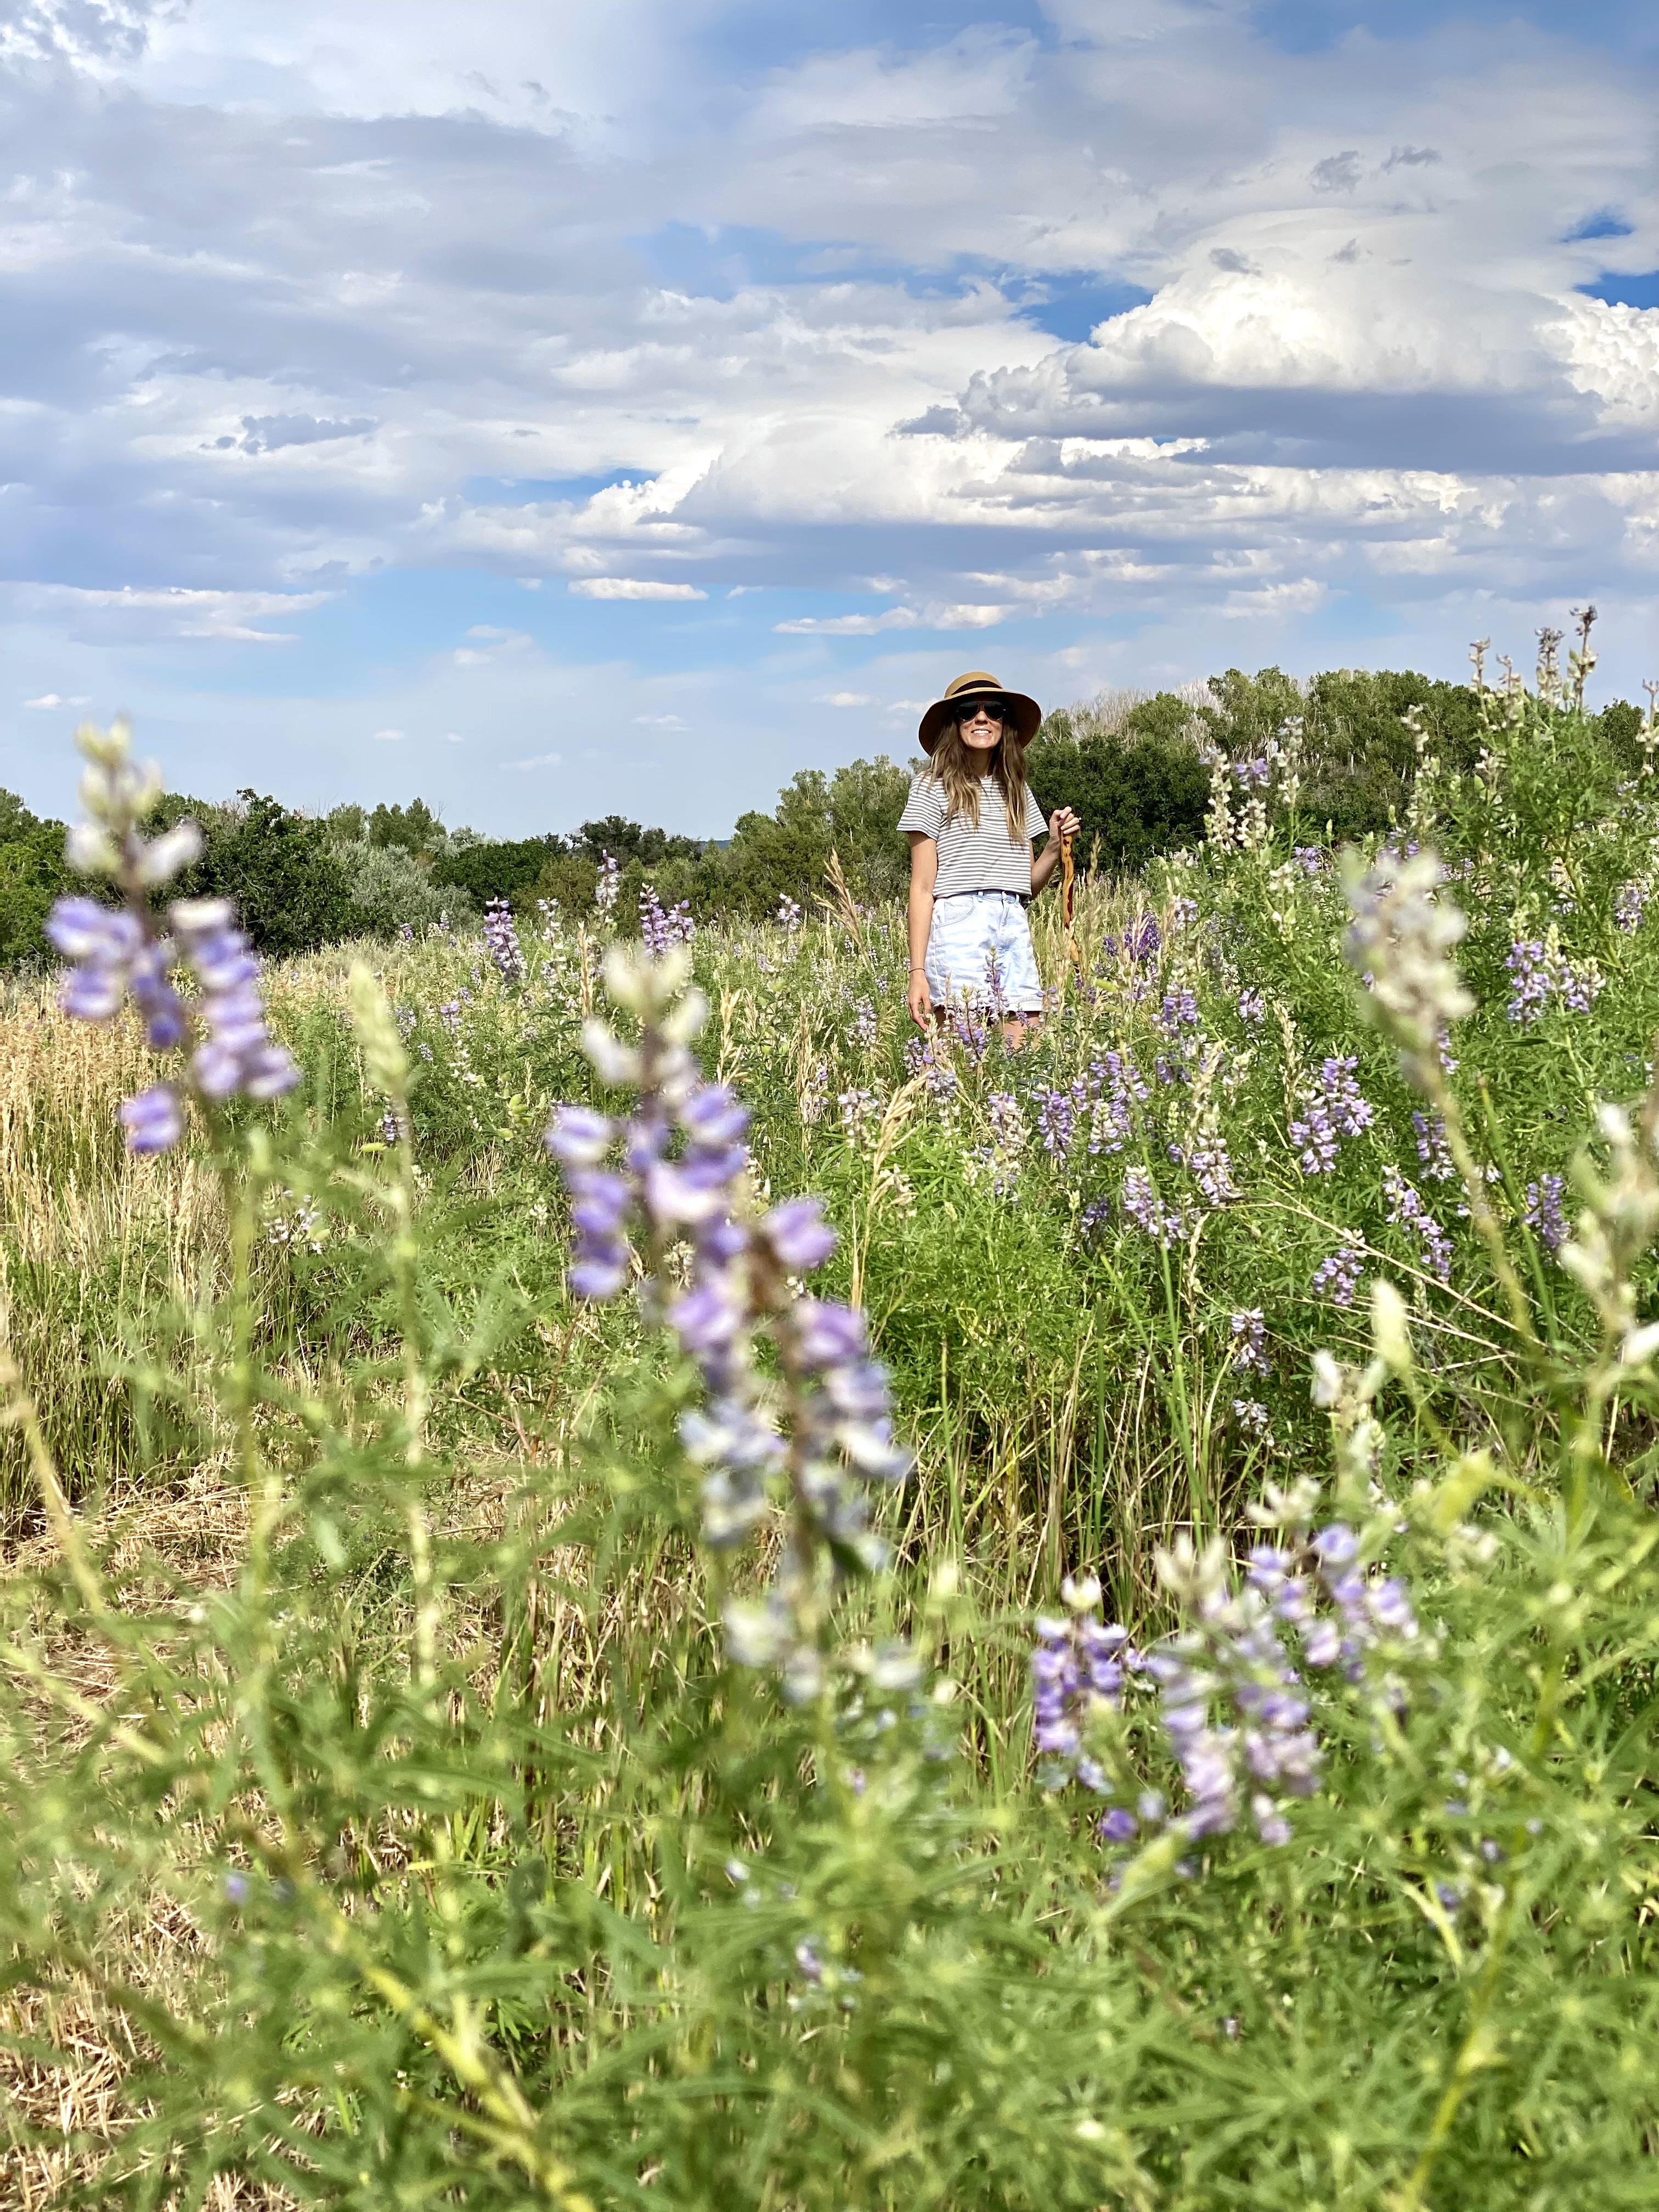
[1030,806,1082,893]
[906,832,937,1029]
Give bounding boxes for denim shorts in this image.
[924,889,1044,1013]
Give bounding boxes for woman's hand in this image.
[1049,806,1082,843]
[907,968,934,1029]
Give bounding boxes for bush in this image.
[335,837,478,938]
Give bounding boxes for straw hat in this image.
[917,670,1043,755]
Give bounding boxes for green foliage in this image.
[366,795,448,855]
[1028,702,1210,873]
[1200,665,1484,840]
[334,834,479,936]
[433,831,569,909]
[0,787,71,965]
[721,755,912,915]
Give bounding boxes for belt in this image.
[934,888,1031,907]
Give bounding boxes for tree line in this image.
[3,665,1647,963]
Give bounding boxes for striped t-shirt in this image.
[898,772,1048,898]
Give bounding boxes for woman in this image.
[899,670,1081,1048]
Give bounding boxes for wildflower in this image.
[1293,846,1325,877]
[1504,939,1551,1024]
[595,850,620,920]
[1311,1235,1365,1308]
[46,721,296,1152]
[1158,988,1199,1036]
[1341,849,1472,1084]
[640,885,695,955]
[482,897,525,984]
[1289,1057,1375,1176]
[1523,1173,1567,1253]
[776,896,803,931]
[850,998,878,1051]
[1230,1308,1268,1374]
[170,901,300,1104]
[1122,1166,1185,1248]
[1238,986,1267,1025]
[1382,1165,1453,1281]
[545,949,913,1700]
[1615,882,1647,932]
[1107,913,1161,964]
[1030,1594,1138,1791]
[1412,1110,1455,1182]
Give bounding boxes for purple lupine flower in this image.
[776,896,803,931]
[1615,882,1647,933]
[1382,1164,1453,1280]
[1412,1110,1455,1182]
[1523,1174,1567,1253]
[1122,1166,1185,1248]
[120,1084,185,1154]
[1169,896,1199,930]
[1311,1235,1364,1308]
[1158,988,1199,1036]
[1229,1308,1267,1374]
[545,949,912,1697]
[1290,1056,1374,1176]
[850,998,878,1051]
[1031,1588,1139,1790]
[170,901,300,1104]
[594,850,620,919]
[482,897,525,984]
[1107,913,1161,964]
[48,725,302,1154]
[1238,987,1266,1025]
[1293,846,1325,877]
[1505,939,1551,1024]
[1079,1194,1111,1243]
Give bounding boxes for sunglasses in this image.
[956,698,1011,723]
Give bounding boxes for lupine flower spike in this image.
[46,719,297,1153]
[546,945,913,1702]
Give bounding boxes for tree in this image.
[195,792,354,957]
[432,834,567,909]
[368,798,448,856]
[1026,704,1209,874]
[0,791,72,967]
[719,757,911,917]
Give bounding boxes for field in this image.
[5,659,1659,2207]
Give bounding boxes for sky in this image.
[1,0,1655,836]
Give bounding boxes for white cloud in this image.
[506,750,564,769]
[2,0,1656,820]
[633,712,689,727]
[5,586,332,644]
[815,691,876,706]
[569,579,709,601]
[373,727,407,741]
[777,608,919,636]
[23,692,92,708]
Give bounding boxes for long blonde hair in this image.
[927,718,1033,846]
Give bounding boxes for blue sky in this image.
[1,0,1655,835]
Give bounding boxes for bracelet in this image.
[909,964,927,973]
